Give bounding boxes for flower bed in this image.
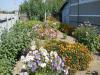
[20,46,69,75]
[33,24,57,39]
[44,40,92,70]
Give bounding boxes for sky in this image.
[0,0,24,11]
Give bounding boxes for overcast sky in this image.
[0,0,24,11]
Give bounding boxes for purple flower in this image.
[61,61,65,67]
[35,53,41,60]
[36,59,41,64]
[31,62,37,72]
[52,61,58,69]
[56,65,62,72]
[57,56,62,61]
[51,55,64,72]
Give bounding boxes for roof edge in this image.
[60,0,69,11]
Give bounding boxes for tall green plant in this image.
[0,22,34,75]
[19,0,65,20]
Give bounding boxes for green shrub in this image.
[96,35,100,52]
[44,40,92,70]
[0,21,34,75]
[73,22,98,52]
[47,16,61,30]
[0,58,14,75]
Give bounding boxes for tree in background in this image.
[19,0,65,20]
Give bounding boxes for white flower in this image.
[25,54,34,62]
[21,54,34,63]
[53,51,58,58]
[22,64,26,69]
[50,51,58,58]
[29,51,32,54]
[21,55,25,62]
[50,59,53,62]
[31,45,36,50]
[20,72,28,75]
[45,56,49,63]
[63,67,69,75]
[39,63,46,68]
[33,50,39,55]
[39,47,48,56]
[57,66,61,70]
[63,69,68,75]
[31,41,36,45]
[53,22,57,25]
[50,51,53,56]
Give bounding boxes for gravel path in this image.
[56,31,76,44]
[13,61,23,75]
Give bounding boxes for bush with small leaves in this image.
[0,21,35,75]
[59,24,75,35]
[96,35,100,52]
[73,22,98,52]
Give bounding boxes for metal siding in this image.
[70,0,78,4]
[70,6,78,15]
[62,0,100,26]
[62,4,70,23]
[79,1,100,15]
[69,16,78,26]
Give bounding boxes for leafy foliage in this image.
[0,58,13,75]
[73,22,98,52]
[59,24,75,35]
[19,0,65,20]
[47,16,61,30]
[0,21,34,74]
[96,35,100,52]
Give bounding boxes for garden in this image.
[0,0,100,75]
[0,18,100,75]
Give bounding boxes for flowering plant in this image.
[21,46,69,75]
[33,24,57,39]
[73,21,98,52]
[44,40,92,70]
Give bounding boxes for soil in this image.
[56,31,76,44]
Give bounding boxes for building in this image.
[61,0,100,26]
